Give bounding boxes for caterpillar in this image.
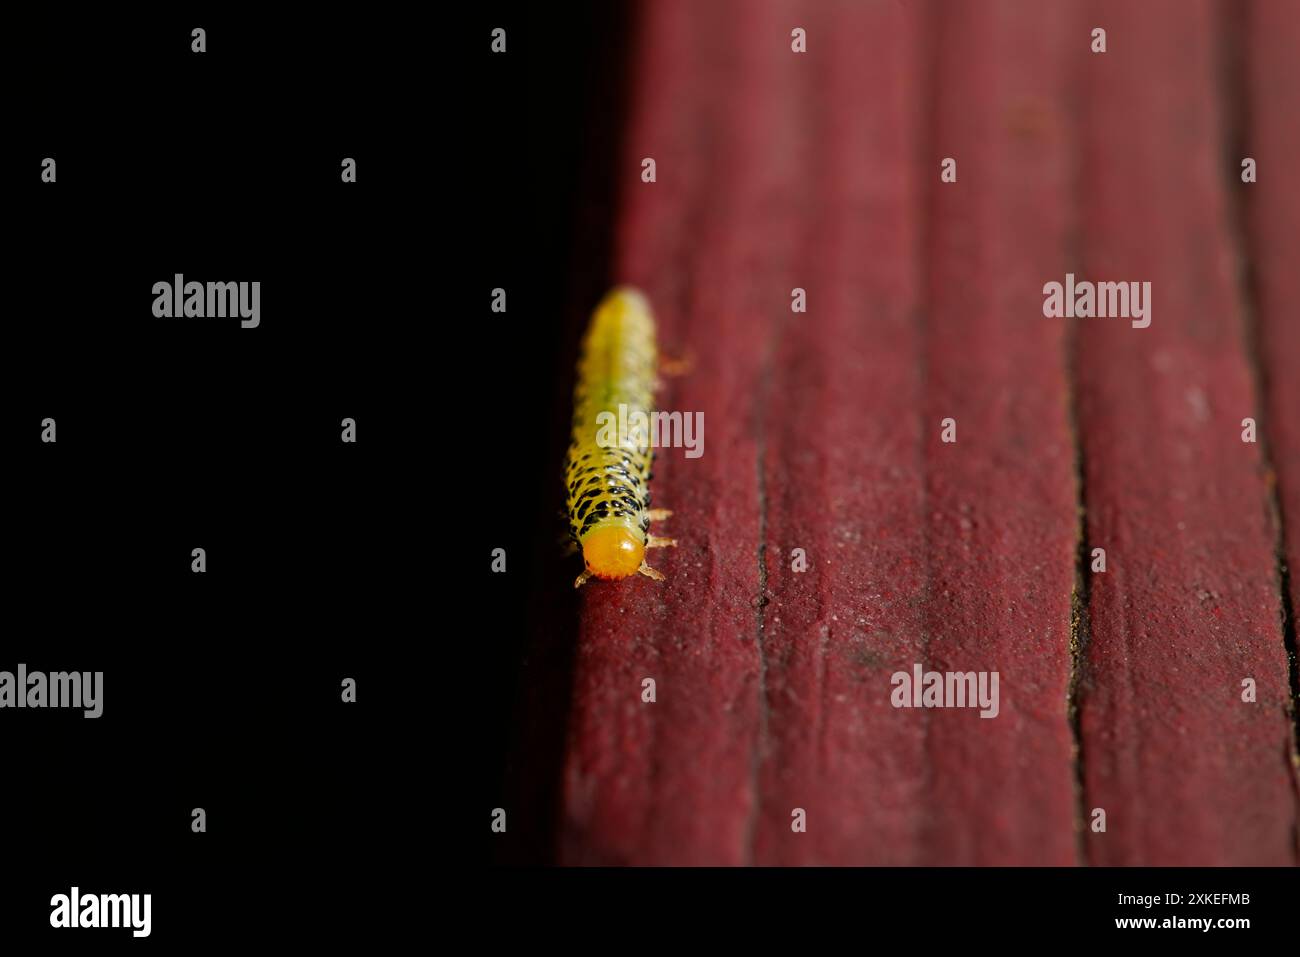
[565,287,677,588]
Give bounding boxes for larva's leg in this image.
[637,562,666,582]
[646,509,673,521]
[647,535,677,548]
[654,355,693,391]
[574,569,593,589]
[659,354,694,377]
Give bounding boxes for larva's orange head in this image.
[581,526,645,580]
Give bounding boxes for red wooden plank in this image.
[1073,0,1296,865]
[553,0,1298,866]
[1246,1,1300,707]
[912,0,1080,865]
[749,0,1080,865]
[559,0,785,865]
[559,0,1083,866]
[746,0,936,866]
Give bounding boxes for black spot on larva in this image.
[640,517,650,532]
[644,491,652,506]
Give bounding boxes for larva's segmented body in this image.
[565,288,675,587]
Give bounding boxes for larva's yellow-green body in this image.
[565,288,661,583]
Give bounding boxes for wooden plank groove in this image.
[1244,0,1300,797]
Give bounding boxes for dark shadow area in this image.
[473,1,635,865]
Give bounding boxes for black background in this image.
[465,0,632,870]
[3,9,421,946]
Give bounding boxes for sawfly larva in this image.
[565,287,677,587]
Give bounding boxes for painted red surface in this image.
[555,0,1299,865]
[1072,0,1296,867]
